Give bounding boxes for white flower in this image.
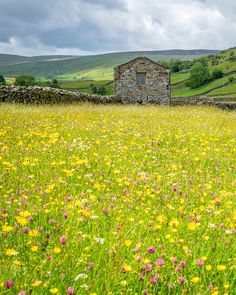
[94,237,105,244]
[74,274,88,281]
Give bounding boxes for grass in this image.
[171,75,236,98]
[0,104,235,294]
[171,72,190,84]
[207,83,236,96]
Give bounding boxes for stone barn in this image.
[114,57,170,105]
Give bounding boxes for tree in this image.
[97,86,106,95]
[170,60,183,72]
[0,74,6,85]
[14,75,36,86]
[188,62,210,89]
[211,69,223,80]
[51,79,59,88]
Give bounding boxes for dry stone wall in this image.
[0,86,120,104]
[0,86,235,110]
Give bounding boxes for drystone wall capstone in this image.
[114,57,170,105]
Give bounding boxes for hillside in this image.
[171,47,236,99]
[0,50,218,79]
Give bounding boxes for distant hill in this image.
[0,49,218,79]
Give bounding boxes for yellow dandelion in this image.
[217,265,226,271]
[224,284,230,289]
[29,229,40,237]
[6,248,19,256]
[53,247,61,254]
[123,264,132,272]
[124,240,132,247]
[50,288,59,294]
[32,281,42,287]
[188,222,198,230]
[2,225,14,232]
[16,216,28,226]
[191,277,200,283]
[31,245,39,252]
[206,264,212,271]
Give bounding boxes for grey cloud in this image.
[0,0,235,56]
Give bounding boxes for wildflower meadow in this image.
[0,104,235,295]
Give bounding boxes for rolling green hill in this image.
[0,50,218,79]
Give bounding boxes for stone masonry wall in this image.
[0,86,235,110]
[114,57,170,105]
[0,86,121,104]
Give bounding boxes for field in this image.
[0,105,236,294]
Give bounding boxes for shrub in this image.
[211,69,223,80]
[14,75,36,86]
[97,86,106,95]
[0,74,6,85]
[188,62,210,89]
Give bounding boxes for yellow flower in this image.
[19,210,31,217]
[206,264,212,271]
[6,248,19,256]
[32,281,42,287]
[50,288,59,294]
[16,216,28,226]
[123,264,132,272]
[217,265,226,271]
[53,247,61,254]
[120,280,127,286]
[2,225,14,232]
[31,245,39,252]
[191,277,200,283]
[224,284,230,289]
[124,240,132,247]
[29,230,40,237]
[188,222,198,230]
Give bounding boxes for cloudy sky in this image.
[0,0,236,56]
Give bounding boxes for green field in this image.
[172,75,236,98]
[171,72,190,84]
[0,104,235,294]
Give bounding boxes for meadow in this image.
[0,104,236,295]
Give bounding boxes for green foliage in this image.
[228,76,234,83]
[0,74,6,85]
[97,86,106,95]
[188,62,210,89]
[170,59,182,72]
[211,69,223,80]
[14,75,36,86]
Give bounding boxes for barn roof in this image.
[114,56,169,70]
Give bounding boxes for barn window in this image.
[136,72,147,85]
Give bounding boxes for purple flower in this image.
[63,213,68,218]
[150,274,158,284]
[145,264,152,272]
[179,261,186,267]
[172,257,177,264]
[178,276,185,284]
[143,290,149,295]
[197,259,204,266]
[147,246,155,254]
[60,236,66,245]
[156,258,164,266]
[5,280,14,289]
[18,291,26,295]
[23,226,29,233]
[87,262,93,270]
[67,287,75,295]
